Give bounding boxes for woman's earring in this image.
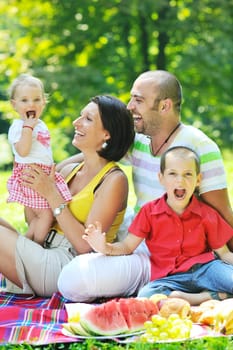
[102,141,108,149]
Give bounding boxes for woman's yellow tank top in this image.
[53,161,126,242]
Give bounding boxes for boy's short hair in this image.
[160,146,200,174]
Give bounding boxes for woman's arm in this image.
[21,164,91,253]
[20,164,130,254]
[0,218,18,232]
[85,169,128,234]
[83,221,143,255]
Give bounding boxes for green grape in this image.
[140,312,193,343]
[144,320,153,329]
[179,327,191,338]
[167,313,180,322]
[140,334,152,343]
[151,314,167,326]
[169,326,182,337]
[159,331,169,340]
[150,326,160,336]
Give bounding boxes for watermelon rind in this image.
[62,323,74,334]
[63,322,90,336]
[80,316,128,336]
[80,323,127,336]
[68,322,90,336]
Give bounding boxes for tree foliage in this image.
[0,0,232,161]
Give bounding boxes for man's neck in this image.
[149,122,181,156]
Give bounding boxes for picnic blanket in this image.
[0,291,78,345]
[0,291,229,346]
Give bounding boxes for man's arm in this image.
[201,188,233,250]
[214,244,233,264]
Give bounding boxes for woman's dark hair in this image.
[91,95,135,161]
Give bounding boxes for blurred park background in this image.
[0,0,233,229]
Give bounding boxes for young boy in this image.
[83,146,233,305]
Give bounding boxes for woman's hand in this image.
[20,164,57,200]
[83,221,108,254]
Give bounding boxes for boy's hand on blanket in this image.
[83,221,108,254]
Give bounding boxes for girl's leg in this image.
[25,207,35,240]
[25,207,54,245]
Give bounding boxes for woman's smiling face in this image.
[72,101,109,152]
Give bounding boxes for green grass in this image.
[0,154,233,349]
[0,335,233,350]
[0,170,27,233]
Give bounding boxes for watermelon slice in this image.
[80,297,159,336]
[119,297,159,331]
[80,299,129,336]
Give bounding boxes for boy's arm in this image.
[83,221,143,255]
[214,244,233,264]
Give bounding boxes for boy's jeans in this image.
[138,259,233,298]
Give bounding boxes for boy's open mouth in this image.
[174,189,186,199]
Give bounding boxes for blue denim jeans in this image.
[138,259,233,298]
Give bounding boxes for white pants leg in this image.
[58,250,151,302]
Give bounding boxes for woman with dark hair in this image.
[0,95,135,297]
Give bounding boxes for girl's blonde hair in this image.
[9,73,48,102]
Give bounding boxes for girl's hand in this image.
[20,164,56,199]
[23,113,39,129]
[83,221,107,253]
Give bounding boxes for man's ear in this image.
[160,98,172,113]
